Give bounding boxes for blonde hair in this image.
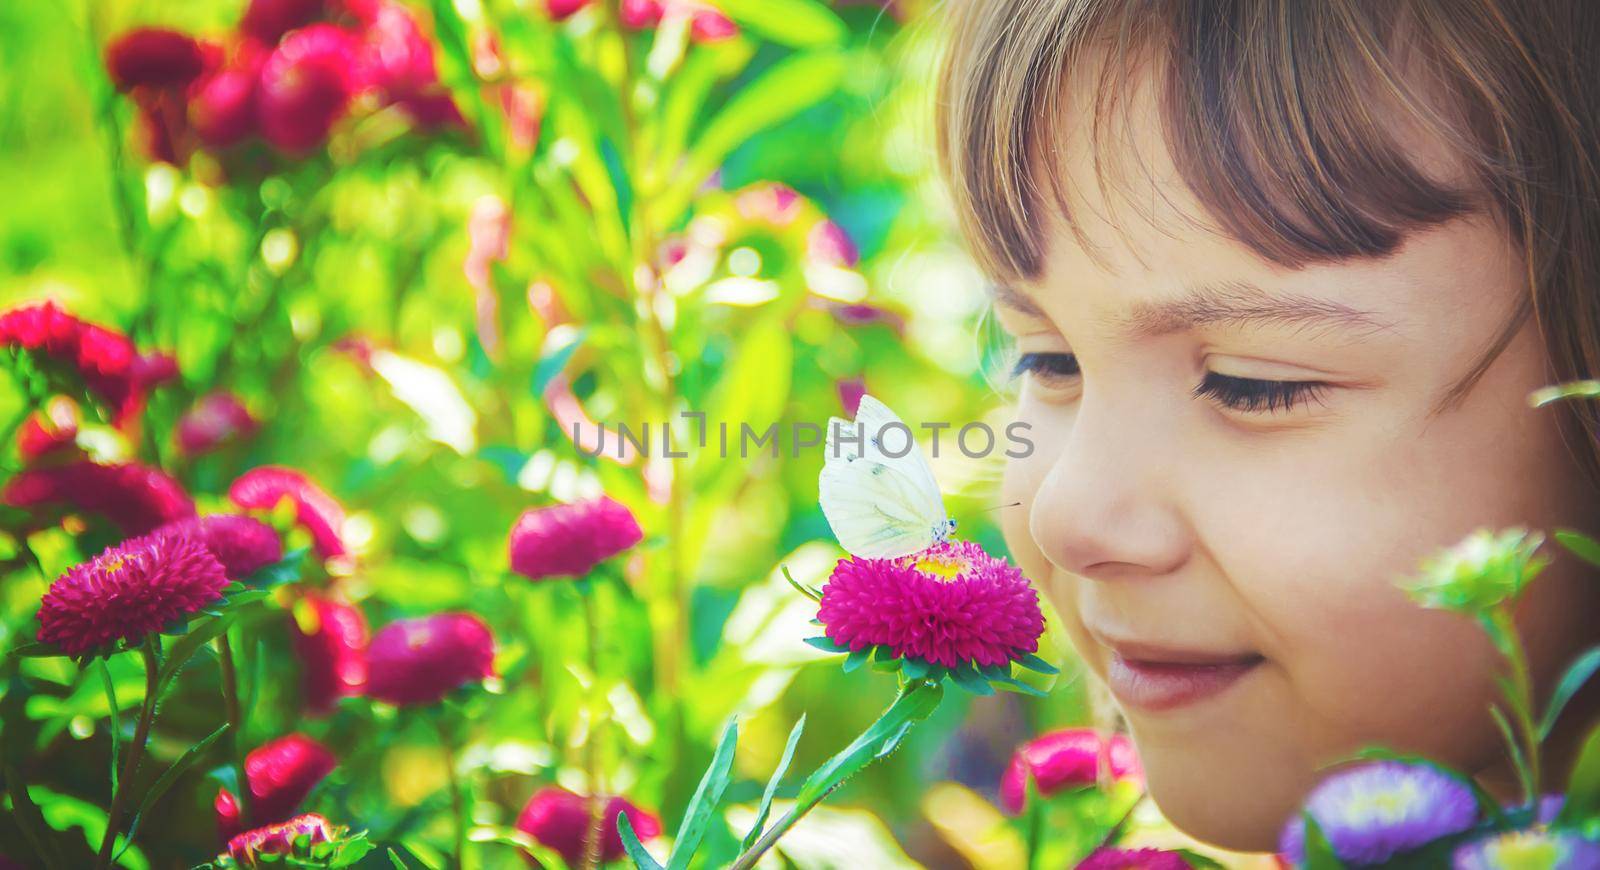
[937,0,1600,483]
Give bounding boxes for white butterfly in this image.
[819,394,957,559]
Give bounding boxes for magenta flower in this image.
[508,496,643,581]
[1453,829,1600,869]
[225,813,336,867]
[215,734,338,840]
[365,613,495,706]
[689,7,738,42]
[999,729,1142,814]
[0,301,166,422]
[240,0,327,44]
[4,460,194,535]
[229,466,347,558]
[157,514,283,579]
[36,531,228,656]
[176,391,258,455]
[1077,848,1191,870]
[735,182,801,226]
[837,378,866,417]
[620,0,664,28]
[357,1,463,128]
[290,591,369,715]
[545,0,591,20]
[817,541,1045,670]
[515,787,662,866]
[1279,761,1480,866]
[105,28,206,92]
[189,44,266,149]
[256,24,360,153]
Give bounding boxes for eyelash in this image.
[1011,352,1330,414]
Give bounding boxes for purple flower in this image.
[817,541,1045,670]
[157,514,283,579]
[508,496,643,581]
[37,531,228,656]
[1279,761,1480,866]
[1452,829,1600,869]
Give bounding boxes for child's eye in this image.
[1193,372,1330,414]
[1011,352,1080,385]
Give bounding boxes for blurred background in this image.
[0,1,1225,867]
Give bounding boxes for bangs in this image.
[936,0,1538,281]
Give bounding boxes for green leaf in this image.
[532,328,586,396]
[802,636,847,654]
[241,547,307,589]
[1530,380,1600,406]
[1014,653,1060,676]
[988,672,1047,698]
[1175,850,1227,869]
[1555,529,1600,570]
[1540,645,1600,741]
[948,663,994,696]
[797,680,943,806]
[618,808,665,870]
[666,718,739,870]
[650,52,848,228]
[155,614,236,690]
[387,848,411,870]
[1300,812,1345,869]
[780,565,821,602]
[717,0,847,47]
[1558,722,1600,825]
[842,647,871,673]
[118,722,230,857]
[742,714,806,851]
[900,659,931,680]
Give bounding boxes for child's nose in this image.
[1027,395,1190,583]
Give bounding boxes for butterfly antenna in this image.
[983,501,1022,512]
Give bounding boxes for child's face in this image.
[994,74,1600,851]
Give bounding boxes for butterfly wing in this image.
[819,394,949,559]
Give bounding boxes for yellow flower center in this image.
[914,552,968,581]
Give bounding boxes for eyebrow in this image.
[992,280,1394,339]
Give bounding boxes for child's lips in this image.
[1100,643,1265,712]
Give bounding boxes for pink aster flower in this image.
[0,302,161,422]
[515,787,662,867]
[256,24,360,153]
[735,182,802,226]
[290,591,369,715]
[817,541,1045,670]
[545,0,592,20]
[365,612,495,706]
[105,28,206,92]
[1077,848,1191,870]
[4,460,194,535]
[807,219,859,268]
[999,729,1141,814]
[240,0,327,44]
[620,0,664,28]
[157,514,283,579]
[36,531,228,656]
[176,391,258,455]
[215,734,338,840]
[229,466,348,558]
[689,7,738,42]
[837,378,866,417]
[189,42,268,149]
[508,496,644,581]
[226,813,336,867]
[357,1,463,128]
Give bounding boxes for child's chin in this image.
[1131,727,1318,854]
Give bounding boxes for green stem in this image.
[1490,607,1541,804]
[95,640,160,870]
[728,679,944,870]
[581,583,604,870]
[440,725,467,870]
[218,631,252,828]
